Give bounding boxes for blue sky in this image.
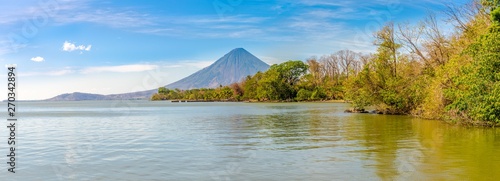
[0,0,466,100]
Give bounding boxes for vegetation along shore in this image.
[153,0,500,127]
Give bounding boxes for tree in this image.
[296,89,312,101]
[158,87,168,94]
[446,3,500,123]
[240,60,309,101]
[270,60,309,100]
[230,82,244,100]
[219,86,233,100]
[243,73,262,100]
[336,50,360,79]
[375,22,400,78]
[256,68,280,101]
[320,54,341,83]
[345,23,424,114]
[273,60,309,86]
[307,57,323,87]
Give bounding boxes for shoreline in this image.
[165,99,348,103]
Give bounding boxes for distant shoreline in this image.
[166,99,347,103]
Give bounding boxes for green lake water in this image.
[2,101,499,180]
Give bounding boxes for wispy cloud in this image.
[0,41,12,55]
[21,68,74,76]
[20,64,160,76]
[297,0,445,8]
[258,56,282,65]
[187,15,269,24]
[163,60,214,69]
[81,64,159,74]
[48,69,74,76]
[0,0,154,28]
[180,61,214,69]
[133,15,270,38]
[19,62,205,77]
[298,0,353,7]
[30,56,45,62]
[54,9,154,28]
[306,8,370,20]
[0,1,78,25]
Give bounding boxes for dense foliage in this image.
[153,0,500,125]
[151,86,236,101]
[445,0,500,123]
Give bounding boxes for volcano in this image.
[166,48,269,89]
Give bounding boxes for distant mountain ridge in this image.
[46,92,108,101]
[166,48,269,90]
[46,48,269,101]
[46,90,156,101]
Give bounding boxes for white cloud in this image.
[298,0,352,7]
[163,60,214,69]
[62,41,92,52]
[258,56,283,65]
[54,9,154,29]
[20,68,74,76]
[30,56,45,62]
[21,64,159,76]
[47,69,74,76]
[85,45,92,51]
[180,61,214,69]
[81,64,158,74]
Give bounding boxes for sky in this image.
[0,0,468,100]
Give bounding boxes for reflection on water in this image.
[2,101,499,180]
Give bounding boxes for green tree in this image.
[255,72,278,101]
[375,22,401,78]
[274,60,309,87]
[243,73,262,100]
[158,87,168,94]
[219,86,233,100]
[296,89,312,101]
[446,4,500,123]
[345,23,424,114]
[269,60,309,100]
[311,87,327,100]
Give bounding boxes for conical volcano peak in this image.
[216,47,260,63]
[166,48,270,90]
[233,47,245,51]
[229,47,248,53]
[221,48,256,59]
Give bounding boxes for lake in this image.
[2,101,499,180]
